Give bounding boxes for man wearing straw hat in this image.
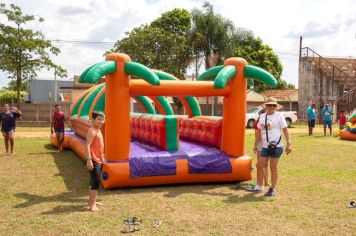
[250,97,292,196]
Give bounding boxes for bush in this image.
[0,90,27,105]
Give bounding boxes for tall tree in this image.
[190,2,242,70]
[234,36,294,92]
[111,8,191,79]
[0,3,66,106]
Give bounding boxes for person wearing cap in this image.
[250,97,292,197]
[321,103,334,136]
[307,103,316,135]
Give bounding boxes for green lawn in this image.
[0,133,355,235]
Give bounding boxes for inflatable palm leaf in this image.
[79,61,160,86]
[196,64,277,89]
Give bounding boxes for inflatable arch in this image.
[52,53,277,188]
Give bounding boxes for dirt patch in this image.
[0,132,49,139]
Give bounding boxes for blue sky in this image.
[1,0,356,88]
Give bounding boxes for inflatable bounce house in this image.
[51,53,277,188]
[340,113,356,141]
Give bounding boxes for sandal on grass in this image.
[346,201,356,208]
[120,226,140,233]
[124,217,142,225]
[153,219,162,227]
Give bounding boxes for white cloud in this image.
[1,0,355,89]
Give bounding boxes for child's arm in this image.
[86,129,95,171]
[253,129,261,154]
[12,107,21,116]
[51,114,55,134]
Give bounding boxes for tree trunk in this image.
[16,68,21,108]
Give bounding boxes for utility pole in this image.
[54,68,57,102]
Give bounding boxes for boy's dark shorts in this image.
[308,119,315,128]
[323,120,332,128]
[2,128,15,136]
[89,162,103,190]
[54,127,65,133]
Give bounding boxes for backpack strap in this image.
[265,114,269,143]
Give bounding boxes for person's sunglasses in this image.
[266,104,277,107]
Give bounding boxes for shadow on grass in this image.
[108,182,266,203]
[14,191,87,213]
[223,192,267,204]
[14,143,263,214]
[13,144,92,214]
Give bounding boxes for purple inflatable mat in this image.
[129,140,232,178]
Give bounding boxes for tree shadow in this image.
[108,182,265,203]
[14,192,86,209]
[13,144,96,214]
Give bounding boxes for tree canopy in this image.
[234,36,294,92]
[110,2,293,92]
[0,3,66,106]
[111,8,191,79]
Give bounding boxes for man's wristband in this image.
[86,157,92,161]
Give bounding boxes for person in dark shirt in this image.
[51,104,67,152]
[0,103,21,155]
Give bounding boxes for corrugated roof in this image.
[247,90,266,102]
[262,89,298,102]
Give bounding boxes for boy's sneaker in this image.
[264,187,276,197]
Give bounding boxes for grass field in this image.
[0,129,355,235]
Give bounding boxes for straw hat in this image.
[262,97,283,110]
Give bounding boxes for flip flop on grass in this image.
[124,217,142,225]
[153,219,162,227]
[120,226,140,233]
[346,201,356,208]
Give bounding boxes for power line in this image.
[49,39,116,44]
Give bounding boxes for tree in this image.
[111,8,191,79]
[5,79,28,91]
[234,36,294,92]
[0,89,27,104]
[0,3,67,106]
[190,2,245,70]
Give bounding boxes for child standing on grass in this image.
[339,111,346,130]
[86,111,105,212]
[51,104,68,152]
[254,110,269,187]
[0,103,21,155]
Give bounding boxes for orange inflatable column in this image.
[105,53,131,161]
[221,58,247,157]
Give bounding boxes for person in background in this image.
[51,104,68,152]
[307,103,316,135]
[321,104,334,136]
[0,103,21,155]
[338,110,346,130]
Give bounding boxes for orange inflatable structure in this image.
[51,53,277,188]
[340,114,356,141]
